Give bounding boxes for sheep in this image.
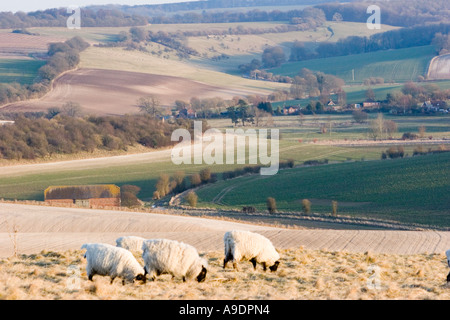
[141,239,207,282]
[116,236,146,254]
[446,249,450,282]
[223,230,280,272]
[81,243,146,285]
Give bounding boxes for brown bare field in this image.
[0,32,64,57]
[427,54,450,80]
[1,68,267,115]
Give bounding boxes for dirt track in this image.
[1,68,261,115]
[1,203,449,258]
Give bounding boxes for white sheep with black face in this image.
[81,243,146,285]
[116,236,146,254]
[141,239,208,282]
[223,230,280,272]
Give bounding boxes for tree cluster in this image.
[432,33,450,55]
[386,82,450,112]
[290,68,345,100]
[153,168,216,200]
[0,113,192,160]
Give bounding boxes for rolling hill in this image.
[269,45,436,84]
[195,152,450,227]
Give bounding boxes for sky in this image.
[0,0,199,13]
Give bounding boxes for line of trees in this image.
[115,0,333,16]
[289,23,450,62]
[0,4,327,29]
[146,6,327,26]
[0,36,89,106]
[0,8,148,29]
[316,0,449,27]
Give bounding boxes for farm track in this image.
[1,203,450,258]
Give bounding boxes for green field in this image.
[1,114,448,206]
[269,45,436,84]
[195,152,450,227]
[0,59,45,85]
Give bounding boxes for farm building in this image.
[44,185,121,207]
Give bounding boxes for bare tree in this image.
[368,113,385,140]
[61,101,83,117]
[137,95,162,118]
[368,113,397,140]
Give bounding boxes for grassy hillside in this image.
[0,59,45,85]
[195,152,450,227]
[269,45,436,84]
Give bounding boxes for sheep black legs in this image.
[250,258,257,270]
[223,251,234,269]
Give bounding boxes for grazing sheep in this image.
[116,236,146,253]
[141,239,207,282]
[81,243,146,285]
[446,249,450,282]
[223,230,280,272]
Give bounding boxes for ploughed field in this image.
[1,68,259,115]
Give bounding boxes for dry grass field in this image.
[1,203,450,300]
[1,248,449,300]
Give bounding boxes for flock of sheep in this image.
[81,230,281,285]
[81,229,450,286]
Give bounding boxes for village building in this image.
[421,100,447,112]
[363,101,381,108]
[282,106,299,115]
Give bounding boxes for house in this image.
[0,121,14,126]
[327,100,336,106]
[44,185,121,207]
[178,107,196,118]
[282,106,299,115]
[421,100,447,112]
[363,101,380,108]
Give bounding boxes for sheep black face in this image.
[269,261,280,272]
[196,266,207,283]
[447,271,450,283]
[135,274,147,284]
